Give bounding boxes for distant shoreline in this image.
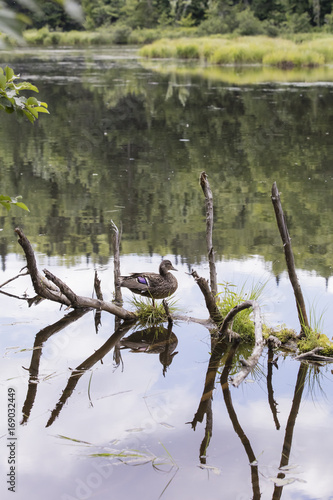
[1,29,330,68]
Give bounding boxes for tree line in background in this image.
[3,0,333,36]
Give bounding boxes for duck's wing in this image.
[119,272,157,292]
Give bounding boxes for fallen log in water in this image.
[14,227,136,321]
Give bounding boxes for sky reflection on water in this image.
[1,254,333,500]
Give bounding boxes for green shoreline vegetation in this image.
[139,35,333,67]
[3,0,333,68]
[3,29,333,69]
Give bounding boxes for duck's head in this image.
[159,260,177,274]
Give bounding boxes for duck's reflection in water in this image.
[120,326,178,376]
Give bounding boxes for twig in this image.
[0,269,29,289]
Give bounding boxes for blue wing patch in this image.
[137,276,148,285]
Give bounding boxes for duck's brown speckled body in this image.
[119,260,178,305]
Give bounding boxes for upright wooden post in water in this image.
[200,171,217,296]
[111,220,123,305]
[271,182,309,336]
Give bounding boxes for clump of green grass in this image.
[298,329,333,356]
[130,296,178,326]
[304,37,333,63]
[216,280,267,342]
[263,325,298,344]
[24,27,117,46]
[139,39,177,58]
[139,35,332,67]
[175,40,201,59]
[296,303,333,356]
[209,37,274,64]
[263,48,324,67]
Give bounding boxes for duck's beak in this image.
[171,265,178,271]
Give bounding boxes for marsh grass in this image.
[297,303,333,356]
[22,28,333,68]
[24,28,115,46]
[298,329,333,356]
[262,48,325,67]
[140,35,333,67]
[130,296,178,326]
[263,325,297,345]
[216,280,267,341]
[23,26,199,47]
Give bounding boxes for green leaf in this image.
[22,109,35,123]
[14,201,30,212]
[0,65,48,122]
[34,106,49,114]
[0,201,11,211]
[0,195,29,211]
[26,96,39,106]
[5,66,14,82]
[15,82,39,93]
[0,74,6,90]
[0,195,12,202]
[26,105,38,118]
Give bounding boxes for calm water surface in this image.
[0,47,333,500]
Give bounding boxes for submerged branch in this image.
[230,301,264,387]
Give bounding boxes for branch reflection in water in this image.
[189,330,311,499]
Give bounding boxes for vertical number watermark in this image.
[7,387,17,492]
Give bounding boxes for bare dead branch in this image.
[295,347,333,363]
[15,227,72,306]
[191,269,223,324]
[271,182,309,335]
[111,219,123,305]
[14,227,136,321]
[200,171,217,296]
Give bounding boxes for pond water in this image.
[0,47,333,500]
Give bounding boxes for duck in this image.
[119,259,178,306]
